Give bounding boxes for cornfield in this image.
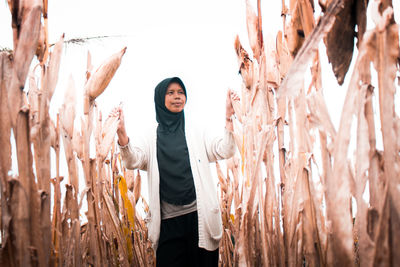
[0,0,399,266]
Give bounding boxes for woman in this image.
[112,77,238,266]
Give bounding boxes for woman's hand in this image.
[225,89,240,132]
[110,105,129,146]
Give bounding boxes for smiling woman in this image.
[164,82,186,113]
[112,76,239,266]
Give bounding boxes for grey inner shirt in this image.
[161,199,197,220]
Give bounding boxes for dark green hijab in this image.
[154,77,196,205]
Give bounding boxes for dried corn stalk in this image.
[218,0,400,267]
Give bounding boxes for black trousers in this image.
[156,211,219,267]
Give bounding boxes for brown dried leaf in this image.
[245,0,262,62]
[354,85,375,266]
[324,0,357,85]
[264,36,280,88]
[72,128,83,160]
[216,161,228,194]
[325,21,377,266]
[276,31,293,79]
[44,34,64,101]
[285,1,305,56]
[278,0,345,98]
[134,170,141,204]
[125,169,135,191]
[0,52,13,194]
[99,115,119,162]
[234,36,254,90]
[60,75,76,139]
[307,90,336,138]
[35,22,46,62]
[102,189,130,266]
[8,0,42,127]
[86,50,93,81]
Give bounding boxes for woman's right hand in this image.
[110,105,129,146]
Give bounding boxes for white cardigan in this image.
[119,120,235,251]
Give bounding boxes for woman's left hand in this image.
[225,89,240,131]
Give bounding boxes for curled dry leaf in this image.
[285,1,305,56]
[264,35,280,87]
[72,128,83,160]
[234,36,254,89]
[35,23,46,62]
[276,31,293,80]
[125,169,135,191]
[231,97,242,123]
[49,119,57,149]
[28,67,40,141]
[134,170,141,204]
[98,115,119,162]
[44,34,64,101]
[216,161,228,194]
[60,75,76,139]
[86,50,93,81]
[245,0,262,62]
[306,90,337,139]
[324,0,357,85]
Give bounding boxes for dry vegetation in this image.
[0,0,399,266]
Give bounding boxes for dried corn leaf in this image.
[276,31,293,79]
[102,188,130,266]
[43,34,64,101]
[324,0,357,85]
[234,36,254,90]
[134,170,141,204]
[278,0,345,98]
[285,1,305,56]
[60,75,76,139]
[354,85,375,267]
[99,115,119,162]
[324,24,378,266]
[8,0,42,127]
[264,36,280,88]
[245,0,263,62]
[0,52,13,194]
[307,90,336,138]
[72,127,84,161]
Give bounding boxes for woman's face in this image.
[165,82,186,113]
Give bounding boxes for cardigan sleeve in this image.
[204,128,236,162]
[118,138,148,171]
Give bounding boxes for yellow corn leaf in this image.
[123,226,133,262]
[230,214,235,224]
[118,175,135,232]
